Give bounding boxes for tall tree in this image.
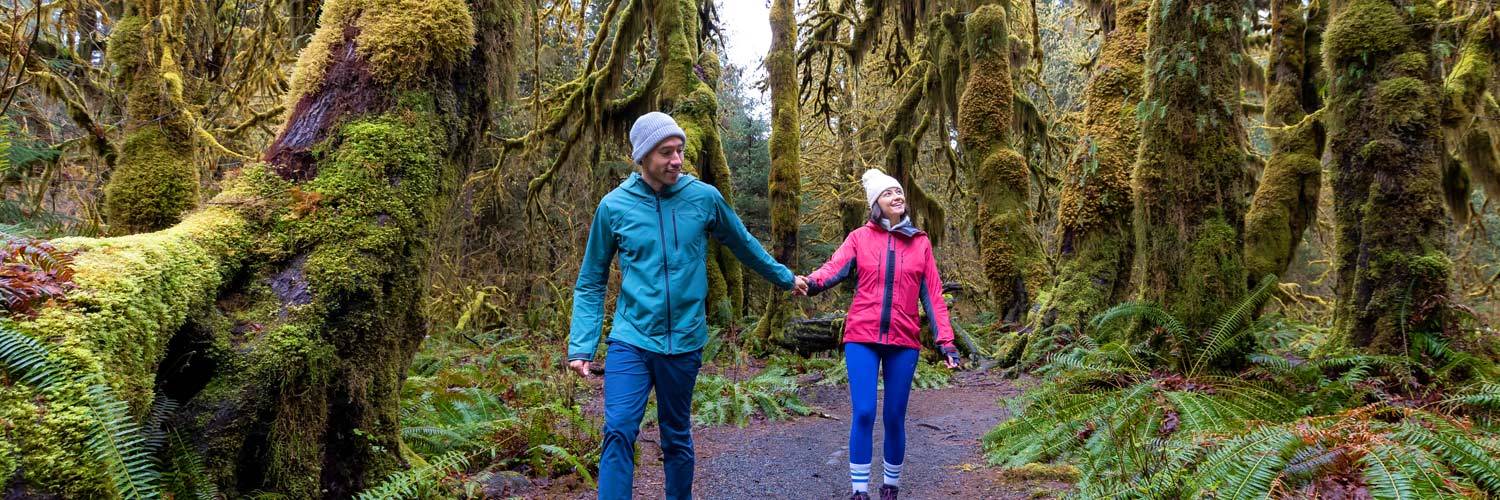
[1042,0,1148,330]
[1325,0,1450,353]
[1130,0,1251,330]
[0,0,510,496]
[751,0,802,350]
[1243,0,1326,283]
[102,2,201,234]
[959,4,1045,322]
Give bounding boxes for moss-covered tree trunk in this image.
[750,0,802,352]
[1325,0,1450,353]
[103,3,200,234]
[1244,0,1325,282]
[653,0,745,324]
[958,5,1044,323]
[1130,0,1251,330]
[1040,0,1147,331]
[1,0,506,496]
[882,64,947,245]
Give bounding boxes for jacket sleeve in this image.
[917,238,956,349]
[568,203,617,361]
[707,189,796,290]
[805,231,857,296]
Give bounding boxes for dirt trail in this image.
[531,370,1069,499]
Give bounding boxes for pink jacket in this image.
[806,221,956,351]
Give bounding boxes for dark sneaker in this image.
[850,492,870,500]
[879,485,899,500]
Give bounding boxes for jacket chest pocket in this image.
[667,206,710,270]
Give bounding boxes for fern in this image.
[1191,275,1277,376]
[692,368,811,427]
[530,443,595,487]
[356,451,470,499]
[1,326,162,498]
[162,431,219,500]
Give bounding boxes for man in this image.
[567,111,808,499]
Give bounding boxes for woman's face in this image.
[878,187,906,221]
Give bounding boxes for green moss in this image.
[104,127,199,233]
[0,185,262,494]
[1132,0,1251,334]
[1323,0,1409,63]
[1372,76,1433,127]
[286,0,477,104]
[960,4,1044,317]
[105,16,147,75]
[1442,16,1497,126]
[1043,2,1148,328]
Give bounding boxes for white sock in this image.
[850,462,871,493]
[882,460,902,488]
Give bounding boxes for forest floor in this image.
[528,367,1072,499]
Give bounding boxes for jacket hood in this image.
[864,219,924,239]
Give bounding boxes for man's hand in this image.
[792,275,809,296]
[568,359,592,378]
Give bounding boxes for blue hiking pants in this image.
[598,341,702,500]
[845,342,919,466]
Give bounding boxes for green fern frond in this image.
[357,450,470,499]
[1093,302,1188,348]
[0,326,66,387]
[84,383,162,499]
[1191,275,1277,376]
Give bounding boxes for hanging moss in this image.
[1130,0,1252,331]
[1324,0,1449,354]
[959,4,1045,321]
[1442,15,1496,126]
[1044,0,1147,330]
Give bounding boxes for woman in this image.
[797,168,962,500]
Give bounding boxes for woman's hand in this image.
[940,345,962,369]
[792,275,809,296]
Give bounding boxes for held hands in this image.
[568,359,592,378]
[792,275,809,296]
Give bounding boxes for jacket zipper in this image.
[879,232,896,344]
[656,194,673,353]
[672,209,679,250]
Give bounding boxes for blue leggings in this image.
[845,342,919,466]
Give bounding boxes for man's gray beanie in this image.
[629,112,688,164]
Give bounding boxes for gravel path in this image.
[529,369,1069,499]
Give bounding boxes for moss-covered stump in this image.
[1130,0,1252,331]
[959,5,1045,323]
[1042,0,1147,331]
[1244,0,1324,282]
[4,0,502,496]
[1325,0,1450,353]
[103,14,200,234]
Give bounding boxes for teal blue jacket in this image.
[568,173,795,360]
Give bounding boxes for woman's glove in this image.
[940,345,962,369]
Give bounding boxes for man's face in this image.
[640,136,685,190]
